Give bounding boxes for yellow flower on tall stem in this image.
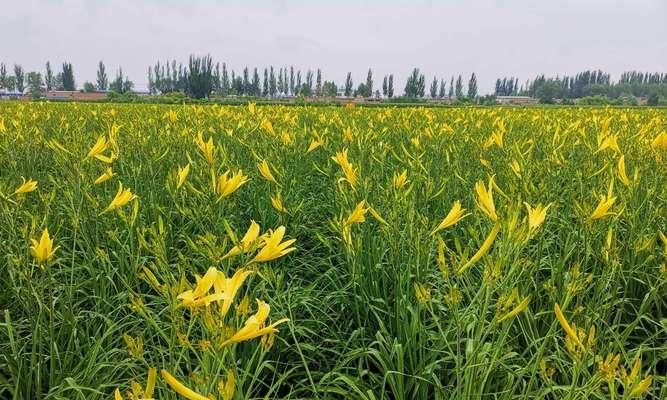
[223,220,261,259]
[86,135,108,160]
[94,168,115,185]
[216,170,249,198]
[617,155,631,186]
[195,132,215,164]
[271,193,287,213]
[251,226,296,263]
[221,299,289,346]
[393,170,409,190]
[113,368,156,399]
[475,178,498,221]
[258,159,277,183]
[457,223,500,275]
[307,138,323,153]
[176,164,190,189]
[432,200,469,235]
[12,177,38,195]
[161,370,210,400]
[345,201,368,226]
[331,149,358,189]
[101,183,138,214]
[554,303,585,350]
[30,228,58,264]
[590,194,616,220]
[523,202,552,231]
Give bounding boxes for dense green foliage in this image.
[0,103,666,399]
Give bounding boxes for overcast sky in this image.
[2,0,666,94]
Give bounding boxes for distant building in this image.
[496,95,538,105]
[41,90,109,101]
[0,90,23,100]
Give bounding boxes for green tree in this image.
[14,64,25,93]
[186,55,214,98]
[27,71,44,98]
[404,68,425,98]
[269,66,277,97]
[221,63,230,96]
[97,61,108,90]
[242,67,249,95]
[262,68,269,97]
[277,68,284,95]
[455,75,463,98]
[429,76,438,98]
[448,77,454,98]
[646,92,659,106]
[535,79,561,104]
[316,69,322,96]
[388,74,394,98]
[344,72,353,97]
[289,66,295,95]
[83,82,96,92]
[467,72,478,99]
[5,76,16,91]
[322,81,337,97]
[45,62,54,91]
[365,68,373,97]
[252,68,260,96]
[61,63,75,91]
[0,63,6,89]
[382,76,388,97]
[438,79,446,99]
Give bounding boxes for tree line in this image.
[520,70,667,104]
[0,60,134,98]
[2,56,666,104]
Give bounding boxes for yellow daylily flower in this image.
[176,164,190,189]
[617,155,631,186]
[475,178,498,221]
[393,170,409,189]
[94,168,115,185]
[307,138,323,153]
[214,268,253,317]
[223,220,261,259]
[414,283,431,304]
[13,177,38,195]
[590,194,616,220]
[650,131,667,151]
[102,183,138,214]
[216,170,249,198]
[177,267,223,308]
[457,223,501,275]
[258,159,277,183]
[497,296,531,322]
[86,135,108,160]
[523,202,552,231]
[114,367,156,400]
[554,303,585,350]
[221,299,289,346]
[251,226,296,263]
[30,228,58,264]
[271,193,287,213]
[432,200,469,235]
[195,132,215,164]
[217,369,235,400]
[161,370,210,400]
[331,149,358,188]
[345,200,368,226]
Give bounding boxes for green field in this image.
[0,102,665,399]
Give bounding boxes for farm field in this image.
[0,102,666,399]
